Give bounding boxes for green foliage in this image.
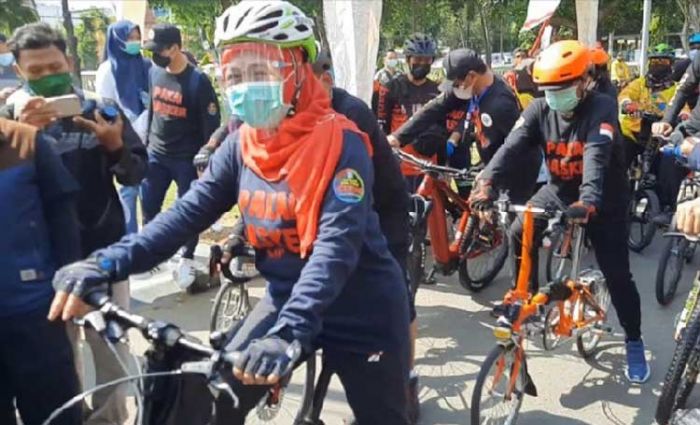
[75,8,111,71]
[0,0,39,35]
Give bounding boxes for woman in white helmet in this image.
[49,1,411,424]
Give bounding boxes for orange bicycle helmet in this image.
[590,47,609,66]
[533,40,592,87]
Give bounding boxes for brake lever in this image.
[180,359,240,408]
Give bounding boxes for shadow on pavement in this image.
[559,341,659,425]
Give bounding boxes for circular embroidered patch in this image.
[481,112,493,127]
[333,168,365,203]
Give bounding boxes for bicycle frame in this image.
[416,172,471,267]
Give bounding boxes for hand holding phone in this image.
[17,97,59,129]
[73,109,124,153]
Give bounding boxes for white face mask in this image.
[386,58,398,69]
[453,85,473,100]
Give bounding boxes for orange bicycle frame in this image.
[417,174,470,266]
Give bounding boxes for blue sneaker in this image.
[625,339,650,384]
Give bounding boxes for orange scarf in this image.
[239,56,372,258]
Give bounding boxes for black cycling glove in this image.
[233,335,302,380]
[193,145,215,172]
[52,257,115,304]
[469,178,497,211]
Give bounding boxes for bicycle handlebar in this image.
[393,148,477,179]
[86,292,224,359]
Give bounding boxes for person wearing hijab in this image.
[50,2,411,423]
[96,20,151,236]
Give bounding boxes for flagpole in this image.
[640,0,652,75]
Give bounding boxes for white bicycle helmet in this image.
[215,0,317,61]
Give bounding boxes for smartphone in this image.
[45,94,82,118]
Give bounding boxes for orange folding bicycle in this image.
[394,149,509,294]
[470,194,611,425]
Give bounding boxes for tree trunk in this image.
[682,18,690,53]
[61,0,82,88]
[479,4,491,65]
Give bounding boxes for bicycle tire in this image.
[628,189,660,253]
[209,281,251,334]
[656,307,700,425]
[459,218,509,292]
[407,220,428,298]
[247,354,317,424]
[545,229,572,283]
[470,344,525,425]
[543,305,565,351]
[575,271,610,358]
[656,236,688,306]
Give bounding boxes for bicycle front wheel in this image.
[407,219,428,298]
[628,189,660,253]
[210,282,251,334]
[656,236,688,306]
[246,354,317,424]
[471,345,526,425]
[656,309,700,425]
[575,272,611,358]
[459,218,509,292]
[545,229,573,283]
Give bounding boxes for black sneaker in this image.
[408,375,420,425]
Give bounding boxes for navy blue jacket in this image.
[0,119,80,317]
[96,130,410,354]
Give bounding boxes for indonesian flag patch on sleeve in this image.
[600,123,614,140]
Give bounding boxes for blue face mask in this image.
[0,53,14,67]
[226,81,289,129]
[544,85,580,113]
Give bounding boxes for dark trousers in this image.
[140,150,198,258]
[0,309,81,425]
[215,296,409,425]
[511,185,642,340]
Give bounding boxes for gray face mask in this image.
[453,85,473,100]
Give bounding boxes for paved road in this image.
[113,236,695,424]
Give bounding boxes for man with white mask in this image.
[389,48,541,202]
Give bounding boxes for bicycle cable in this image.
[41,370,183,425]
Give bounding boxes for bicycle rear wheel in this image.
[656,308,700,425]
[459,218,509,292]
[575,271,611,358]
[628,189,660,253]
[210,282,251,334]
[471,345,525,425]
[656,236,688,306]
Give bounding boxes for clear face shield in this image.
[219,43,300,132]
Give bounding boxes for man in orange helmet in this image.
[469,40,649,384]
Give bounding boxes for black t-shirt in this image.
[672,57,699,110]
[332,87,409,257]
[148,64,220,158]
[394,76,521,163]
[375,74,439,134]
[484,93,628,214]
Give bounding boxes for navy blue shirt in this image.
[97,130,409,354]
[0,123,80,317]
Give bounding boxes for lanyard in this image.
[467,84,492,116]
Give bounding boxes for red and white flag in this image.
[521,0,562,32]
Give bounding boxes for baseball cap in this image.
[144,24,181,52]
[440,48,487,91]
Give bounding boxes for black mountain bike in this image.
[626,114,664,252]
[655,145,699,305]
[656,269,700,425]
[44,265,333,425]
